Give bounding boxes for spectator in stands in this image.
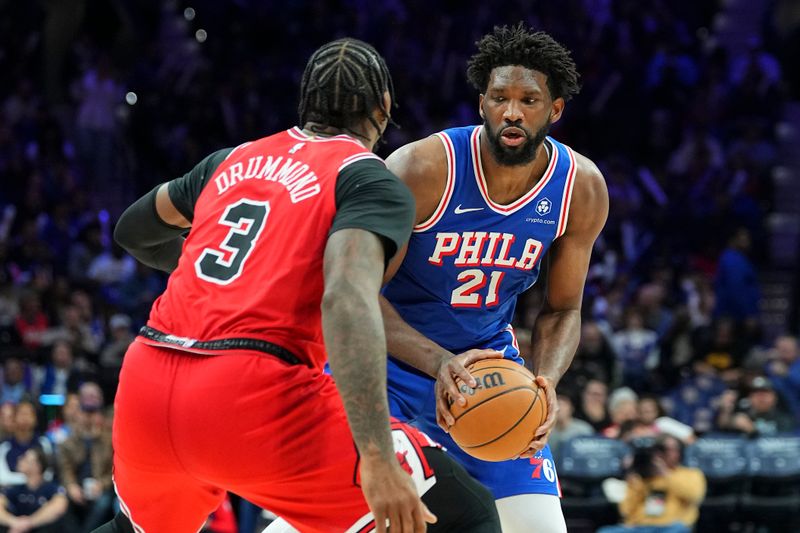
[550,394,595,458]
[717,376,796,436]
[45,393,80,446]
[613,309,660,392]
[0,400,53,487]
[0,404,14,442]
[99,313,133,372]
[35,340,81,398]
[714,228,760,323]
[563,321,618,392]
[58,382,113,531]
[603,387,639,438]
[575,379,612,432]
[0,447,67,533]
[600,435,706,533]
[0,358,31,405]
[41,304,100,357]
[765,335,800,420]
[12,292,47,353]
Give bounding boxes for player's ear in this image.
[549,97,565,124]
[478,94,485,120]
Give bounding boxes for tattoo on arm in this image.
[322,228,395,461]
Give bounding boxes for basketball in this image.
[448,359,547,462]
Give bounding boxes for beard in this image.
[483,117,551,167]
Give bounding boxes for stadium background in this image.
[0,0,799,531]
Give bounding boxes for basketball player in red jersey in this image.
[91,39,499,533]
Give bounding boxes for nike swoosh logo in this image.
[454,204,484,214]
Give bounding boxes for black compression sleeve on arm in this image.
[114,186,186,273]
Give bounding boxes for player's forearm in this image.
[380,296,451,377]
[530,307,581,385]
[324,283,395,462]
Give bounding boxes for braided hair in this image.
[467,23,580,102]
[298,38,396,141]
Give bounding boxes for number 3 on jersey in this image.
[195,199,270,285]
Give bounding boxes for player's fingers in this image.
[436,390,455,428]
[451,361,477,389]
[441,370,467,406]
[421,500,437,524]
[535,412,556,438]
[463,349,504,366]
[373,507,388,533]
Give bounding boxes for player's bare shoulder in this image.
[385,135,448,225]
[565,149,609,240]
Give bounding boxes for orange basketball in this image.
[448,359,547,462]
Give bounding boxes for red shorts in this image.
[113,341,438,533]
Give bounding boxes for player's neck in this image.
[478,134,550,205]
[301,122,374,150]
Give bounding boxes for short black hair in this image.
[467,23,580,102]
[298,38,395,139]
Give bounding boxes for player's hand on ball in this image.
[519,375,558,458]
[435,349,504,430]
[359,454,436,533]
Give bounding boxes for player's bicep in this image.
[545,159,608,311]
[544,234,594,311]
[323,229,385,297]
[156,184,190,228]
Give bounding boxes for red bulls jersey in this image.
[144,128,386,370]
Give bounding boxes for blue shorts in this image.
[386,334,561,500]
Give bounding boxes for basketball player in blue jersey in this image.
[379,24,609,532]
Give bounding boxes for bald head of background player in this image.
[377,24,609,533]
[91,38,447,533]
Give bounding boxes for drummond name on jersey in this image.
[213,155,321,203]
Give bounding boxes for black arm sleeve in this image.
[114,147,234,273]
[167,147,234,221]
[113,187,186,273]
[330,159,415,263]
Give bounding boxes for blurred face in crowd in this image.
[52,340,73,369]
[625,310,644,330]
[0,403,15,434]
[583,380,607,407]
[659,436,682,469]
[610,398,637,425]
[580,322,606,355]
[479,66,563,166]
[62,394,81,426]
[61,304,82,328]
[14,402,37,434]
[775,336,798,363]
[4,359,23,385]
[16,448,43,477]
[749,388,777,414]
[638,398,661,425]
[557,395,573,426]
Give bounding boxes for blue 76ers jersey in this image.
[383,125,576,500]
[383,124,576,358]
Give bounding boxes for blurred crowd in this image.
[0,0,799,531]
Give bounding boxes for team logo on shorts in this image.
[535,198,552,216]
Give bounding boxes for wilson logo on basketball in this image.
[459,372,506,396]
